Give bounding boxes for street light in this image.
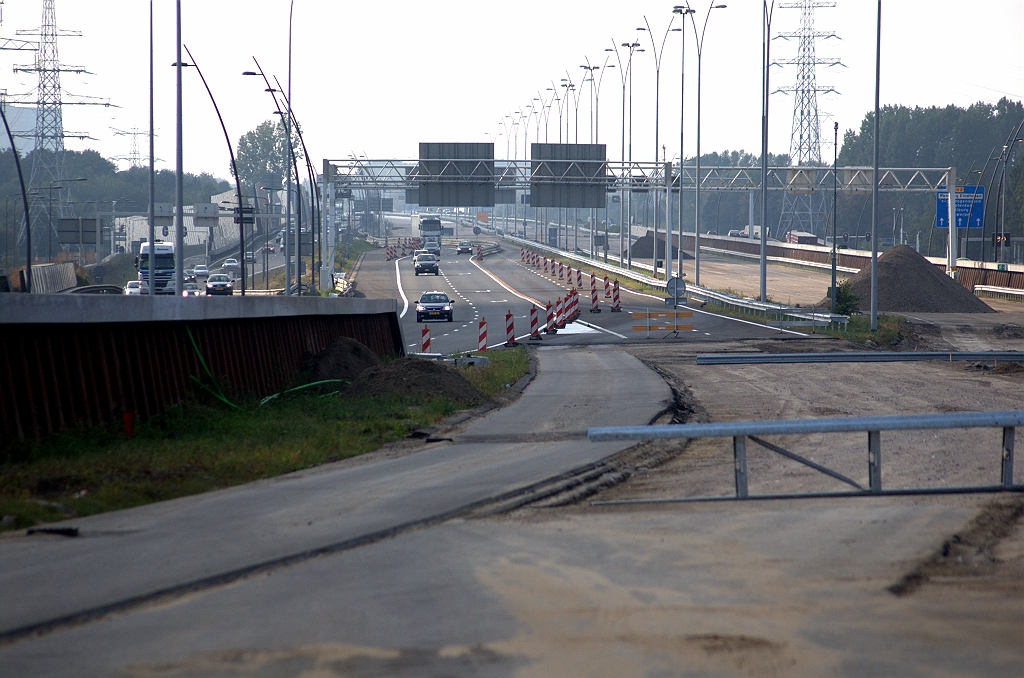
[760,0,777,302]
[673,5,695,281]
[610,40,643,270]
[683,1,726,289]
[638,17,682,279]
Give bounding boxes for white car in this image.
[412,249,430,264]
[223,258,239,269]
[193,264,209,277]
[124,280,148,295]
[181,282,202,297]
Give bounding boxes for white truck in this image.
[136,241,176,294]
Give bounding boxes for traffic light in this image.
[864,231,871,243]
[842,232,849,244]
[993,232,1010,247]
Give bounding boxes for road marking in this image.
[575,319,628,339]
[470,258,543,306]
[395,256,411,318]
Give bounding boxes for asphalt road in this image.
[0,346,672,674]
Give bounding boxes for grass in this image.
[457,346,530,398]
[0,390,465,533]
[817,313,908,346]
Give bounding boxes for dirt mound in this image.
[628,232,693,261]
[823,245,994,313]
[349,357,485,404]
[307,337,383,383]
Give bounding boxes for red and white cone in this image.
[555,297,565,329]
[505,309,517,346]
[421,324,431,352]
[478,317,488,351]
[612,279,621,312]
[590,273,601,313]
[604,275,611,298]
[529,306,542,340]
[558,261,564,280]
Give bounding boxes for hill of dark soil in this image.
[628,231,694,261]
[306,337,384,383]
[824,245,994,313]
[349,357,485,404]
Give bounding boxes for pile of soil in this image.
[349,357,485,404]
[627,232,694,261]
[823,245,994,313]
[307,337,383,383]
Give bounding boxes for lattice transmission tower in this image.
[9,0,110,259]
[111,127,146,168]
[773,0,843,239]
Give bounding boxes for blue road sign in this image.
[935,185,985,228]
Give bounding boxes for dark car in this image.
[416,291,454,322]
[205,273,233,296]
[456,241,473,254]
[414,253,439,276]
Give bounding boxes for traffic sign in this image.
[935,185,984,229]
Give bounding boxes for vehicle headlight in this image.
[443,305,451,311]
[416,305,425,311]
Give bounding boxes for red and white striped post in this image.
[476,245,483,259]
[576,268,583,288]
[590,273,600,313]
[558,261,564,280]
[565,290,574,322]
[505,309,517,346]
[545,302,556,333]
[478,318,487,351]
[572,289,580,319]
[604,275,611,298]
[543,257,549,275]
[566,264,573,286]
[612,279,621,312]
[555,297,565,328]
[529,306,542,340]
[520,247,525,261]
[421,324,431,352]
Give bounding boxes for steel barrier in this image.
[695,351,1024,365]
[589,411,1024,503]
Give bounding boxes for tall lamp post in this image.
[673,6,695,281]
[182,45,248,295]
[608,40,641,270]
[760,0,777,302]
[831,120,838,312]
[684,1,727,289]
[638,16,681,279]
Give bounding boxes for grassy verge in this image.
[0,391,464,533]
[816,313,908,346]
[457,346,530,398]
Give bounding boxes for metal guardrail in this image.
[502,233,848,330]
[974,284,1024,298]
[588,410,1023,502]
[696,351,1024,365]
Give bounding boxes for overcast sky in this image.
[0,0,1021,179]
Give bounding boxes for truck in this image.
[419,215,442,255]
[136,241,176,294]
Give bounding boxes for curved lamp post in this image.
[182,45,248,295]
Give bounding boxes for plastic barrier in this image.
[612,280,621,312]
[478,317,487,351]
[505,309,517,346]
[421,324,431,352]
[555,297,565,329]
[604,275,611,298]
[576,268,583,288]
[566,265,573,286]
[520,247,525,261]
[530,306,542,340]
[631,309,694,337]
[543,257,549,275]
[590,273,601,313]
[559,261,564,280]
[545,302,556,333]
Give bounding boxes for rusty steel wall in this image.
[0,313,403,441]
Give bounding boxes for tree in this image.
[234,119,303,193]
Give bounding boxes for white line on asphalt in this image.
[395,256,411,318]
[575,320,627,339]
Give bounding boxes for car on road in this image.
[181,282,202,297]
[223,258,239,269]
[727,229,743,238]
[124,280,148,295]
[457,241,473,254]
[416,291,454,322]
[205,273,233,296]
[245,251,256,263]
[414,253,439,276]
[193,264,209,278]
[262,243,276,254]
[412,249,430,264]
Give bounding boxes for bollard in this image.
[590,273,601,313]
[421,324,431,352]
[545,302,556,333]
[559,261,564,280]
[530,306,543,340]
[566,265,573,286]
[555,297,565,329]
[604,275,611,298]
[543,257,549,275]
[611,279,621,312]
[505,309,517,346]
[520,247,525,261]
[478,317,488,351]
[476,245,483,259]
[576,268,583,288]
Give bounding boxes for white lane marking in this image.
[469,257,543,306]
[395,256,411,318]
[575,319,627,339]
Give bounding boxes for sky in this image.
[0,0,1021,180]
